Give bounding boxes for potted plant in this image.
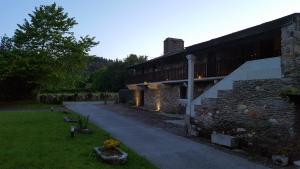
[94,139,128,164]
[272,147,290,166]
[77,115,91,134]
[210,121,240,148]
[280,87,300,104]
[64,116,79,123]
[211,131,238,148]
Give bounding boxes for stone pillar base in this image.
[184,115,199,137]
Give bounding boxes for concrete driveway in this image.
[65,102,270,169]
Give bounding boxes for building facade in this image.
[126,13,300,158]
[126,14,299,113]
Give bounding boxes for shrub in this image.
[280,87,300,97]
[78,115,89,129]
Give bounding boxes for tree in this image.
[79,56,114,90]
[0,36,13,80]
[0,35,13,52]
[124,54,147,67]
[91,54,148,92]
[13,3,98,91]
[0,3,98,100]
[0,36,34,100]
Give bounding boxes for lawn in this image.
[0,100,52,109]
[0,111,157,169]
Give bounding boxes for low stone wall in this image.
[216,79,296,129]
[195,78,300,158]
[39,93,117,104]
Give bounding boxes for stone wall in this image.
[39,93,117,104]
[194,78,300,157]
[192,17,300,157]
[281,15,300,78]
[216,79,298,131]
[144,88,160,111]
[142,83,213,113]
[160,85,181,113]
[142,84,183,113]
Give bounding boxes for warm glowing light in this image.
[144,81,148,85]
[197,75,202,79]
[156,101,161,111]
[134,90,140,107]
[135,96,140,107]
[155,90,161,111]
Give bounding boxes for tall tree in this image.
[0,3,98,100]
[13,3,98,92]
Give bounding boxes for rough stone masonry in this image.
[194,14,300,158]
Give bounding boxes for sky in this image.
[1,0,300,60]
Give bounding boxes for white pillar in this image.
[186,54,195,117]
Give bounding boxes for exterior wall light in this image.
[134,90,140,107]
[156,101,161,111]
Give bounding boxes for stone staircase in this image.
[194,77,296,130]
[192,57,282,111]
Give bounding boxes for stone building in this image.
[128,14,298,112]
[127,13,300,157]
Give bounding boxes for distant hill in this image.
[86,56,113,74]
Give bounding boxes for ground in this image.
[66,102,272,169]
[96,104,299,169]
[0,107,157,169]
[99,104,185,136]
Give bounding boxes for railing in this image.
[127,57,258,84]
[216,59,242,76]
[126,67,188,84]
[194,63,207,78]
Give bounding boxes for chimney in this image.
[164,37,184,55]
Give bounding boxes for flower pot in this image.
[64,116,78,123]
[272,155,289,166]
[294,160,300,168]
[94,147,128,164]
[211,131,237,148]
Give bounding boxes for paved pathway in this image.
[65,102,270,169]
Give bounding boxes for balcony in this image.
[127,58,245,85]
[127,67,188,84]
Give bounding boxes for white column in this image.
[186,54,195,117]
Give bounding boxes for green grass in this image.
[0,100,51,109]
[0,111,157,169]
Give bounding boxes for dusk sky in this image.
[1,0,300,60]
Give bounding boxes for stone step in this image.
[165,119,185,127]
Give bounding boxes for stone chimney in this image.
[164,37,184,55]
